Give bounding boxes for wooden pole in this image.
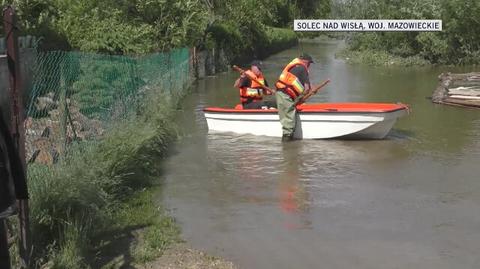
[295,79,331,105]
[4,6,31,268]
[0,220,11,269]
[232,65,275,94]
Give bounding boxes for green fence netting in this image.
[25,48,192,164]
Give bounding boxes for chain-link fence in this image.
[24,48,192,165]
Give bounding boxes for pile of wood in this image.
[432,72,480,108]
[24,93,105,165]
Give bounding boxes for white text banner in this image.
[294,20,442,32]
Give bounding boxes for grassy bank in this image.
[336,48,430,67]
[21,89,185,268]
[10,23,299,269]
[96,189,181,268]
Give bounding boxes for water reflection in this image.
[201,133,416,230]
[162,40,480,269]
[278,142,311,230]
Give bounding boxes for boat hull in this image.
[204,103,408,139]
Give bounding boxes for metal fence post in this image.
[59,58,68,155]
[3,6,31,268]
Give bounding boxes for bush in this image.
[5,0,324,56]
[258,27,298,57]
[337,0,480,65]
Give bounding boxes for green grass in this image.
[258,27,298,58]
[47,223,90,269]
[126,191,182,264]
[336,48,430,67]
[208,23,298,63]
[96,189,182,268]
[22,87,187,268]
[264,27,297,48]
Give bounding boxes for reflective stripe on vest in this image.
[275,58,308,100]
[239,70,265,103]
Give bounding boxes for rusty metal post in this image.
[3,6,31,268]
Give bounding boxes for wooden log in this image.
[448,72,480,80]
[448,95,480,100]
[433,72,480,109]
[449,80,480,87]
[448,87,480,96]
[442,97,480,108]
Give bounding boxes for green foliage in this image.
[335,0,480,65]
[415,32,448,63]
[3,0,325,55]
[1,0,56,33]
[29,48,189,123]
[134,216,181,263]
[3,0,210,53]
[51,0,209,53]
[293,0,331,19]
[29,155,107,251]
[206,21,244,54]
[204,0,305,61]
[131,196,181,263]
[23,47,191,267]
[46,223,90,269]
[261,27,298,55]
[27,91,179,267]
[70,56,140,118]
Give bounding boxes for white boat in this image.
[203,103,409,139]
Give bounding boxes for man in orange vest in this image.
[234,60,276,109]
[275,54,314,141]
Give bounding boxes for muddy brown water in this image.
[159,41,480,269]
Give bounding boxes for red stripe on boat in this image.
[204,103,409,113]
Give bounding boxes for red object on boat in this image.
[205,103,408,113]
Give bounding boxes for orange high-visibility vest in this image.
[275,58,309,100]
[239,70,265,103]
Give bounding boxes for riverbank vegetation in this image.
[332,0,480,65]
[2,0,329,57]
[2,0,331,267]
[25,90,180,268]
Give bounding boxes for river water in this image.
[160,41,480,269]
